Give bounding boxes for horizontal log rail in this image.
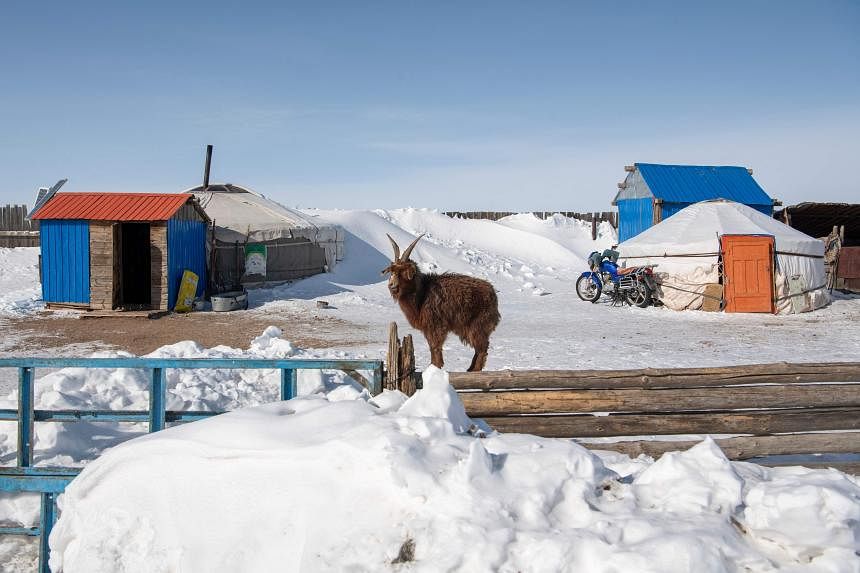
[482,406,860,439]
[458,384,860,417]
[449,362,860,391]
[577,432,860,460]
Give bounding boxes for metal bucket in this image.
[211,290,249,312]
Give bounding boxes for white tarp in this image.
[617,200,829,314]
[187,184,345,269]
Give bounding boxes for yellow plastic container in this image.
[174,270,199,313]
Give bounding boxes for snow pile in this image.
[1,327,363,414]
[0,327,370,468]
[282,208,616,301]
[633,439,743,515]
[47,368,860,572]
[0,247,41,315]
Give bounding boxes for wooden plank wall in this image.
[444,211,619,227]
[447,363,860,465]
[0,204,39,247]
[89,222,169,311]
[444,211,618,240]
[0,204,38,231]
[89,222,114,310]
[151,223,168,310]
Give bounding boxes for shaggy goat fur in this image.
[382,234,500,371]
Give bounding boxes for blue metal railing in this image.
[0,356,384,573]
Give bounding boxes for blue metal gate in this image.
[0,357,384,573]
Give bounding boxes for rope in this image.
[622,252,823,260]
[657,282,724,302]
[774,251,824,259]
[774,284,827,303]
[620,253,719,259]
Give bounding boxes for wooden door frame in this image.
[720,234,776,314]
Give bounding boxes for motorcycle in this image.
[576,248,657,308]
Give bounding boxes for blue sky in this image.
[1,1,858,210]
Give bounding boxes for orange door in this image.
[721,235,775,313]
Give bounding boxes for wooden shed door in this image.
[721,235,775,313]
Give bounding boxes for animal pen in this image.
[30,193,209,312]
[1,339,858,571]
[385,324,860,474]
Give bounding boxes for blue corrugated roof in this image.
[636,164,772,205]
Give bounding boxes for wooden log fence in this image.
[0,204,39,247]
[385,326,860,472]
[443,211,618,240]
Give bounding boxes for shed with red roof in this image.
[31,192,209,311]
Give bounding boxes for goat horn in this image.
[401,233,425,261]
[386,234,401,261]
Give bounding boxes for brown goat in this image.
[382,234,500,372]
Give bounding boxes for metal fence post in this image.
[17,366,34,467]
[150,368,166,432]
[280,369,297,400]
[39,492,57,573]
[372,363,384,396]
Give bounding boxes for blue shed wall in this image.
[167,219,207,310]
[617,198,653,242]
[40,220,90,304]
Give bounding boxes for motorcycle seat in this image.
[617,267,637,275]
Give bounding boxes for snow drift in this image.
[48,366,860,572]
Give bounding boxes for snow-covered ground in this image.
[1,210,859,571]
[0,247,41,317]
[247,209,860,370]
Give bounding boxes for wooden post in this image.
[591,217,597,241]
[387,322,400,391]
[400,334,417,396]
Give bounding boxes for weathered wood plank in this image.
[579,432,860,460]
[459,384,860,416]
[386,322,399,392]
[450,363,860,390]
[481,407,860,438]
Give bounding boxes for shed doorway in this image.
[721,235,774,313]
[117,223,152,308]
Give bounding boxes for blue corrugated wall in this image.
[40,220,90,304]
[617,198,654,242]
[167,219,207,310]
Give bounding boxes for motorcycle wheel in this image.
[576,275,602,303]
[626,279,652,308]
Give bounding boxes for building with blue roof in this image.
[612,163,777,242]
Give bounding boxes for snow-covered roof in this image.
[183,183,338,243]
[619,200,823,257]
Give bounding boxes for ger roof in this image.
[31,193,195,221]
[636,163,772,206]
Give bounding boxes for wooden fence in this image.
[0,204,39,247]
[385,326,860,473]
[444,211,618,240]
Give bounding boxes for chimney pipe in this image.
[203,145,213,189]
